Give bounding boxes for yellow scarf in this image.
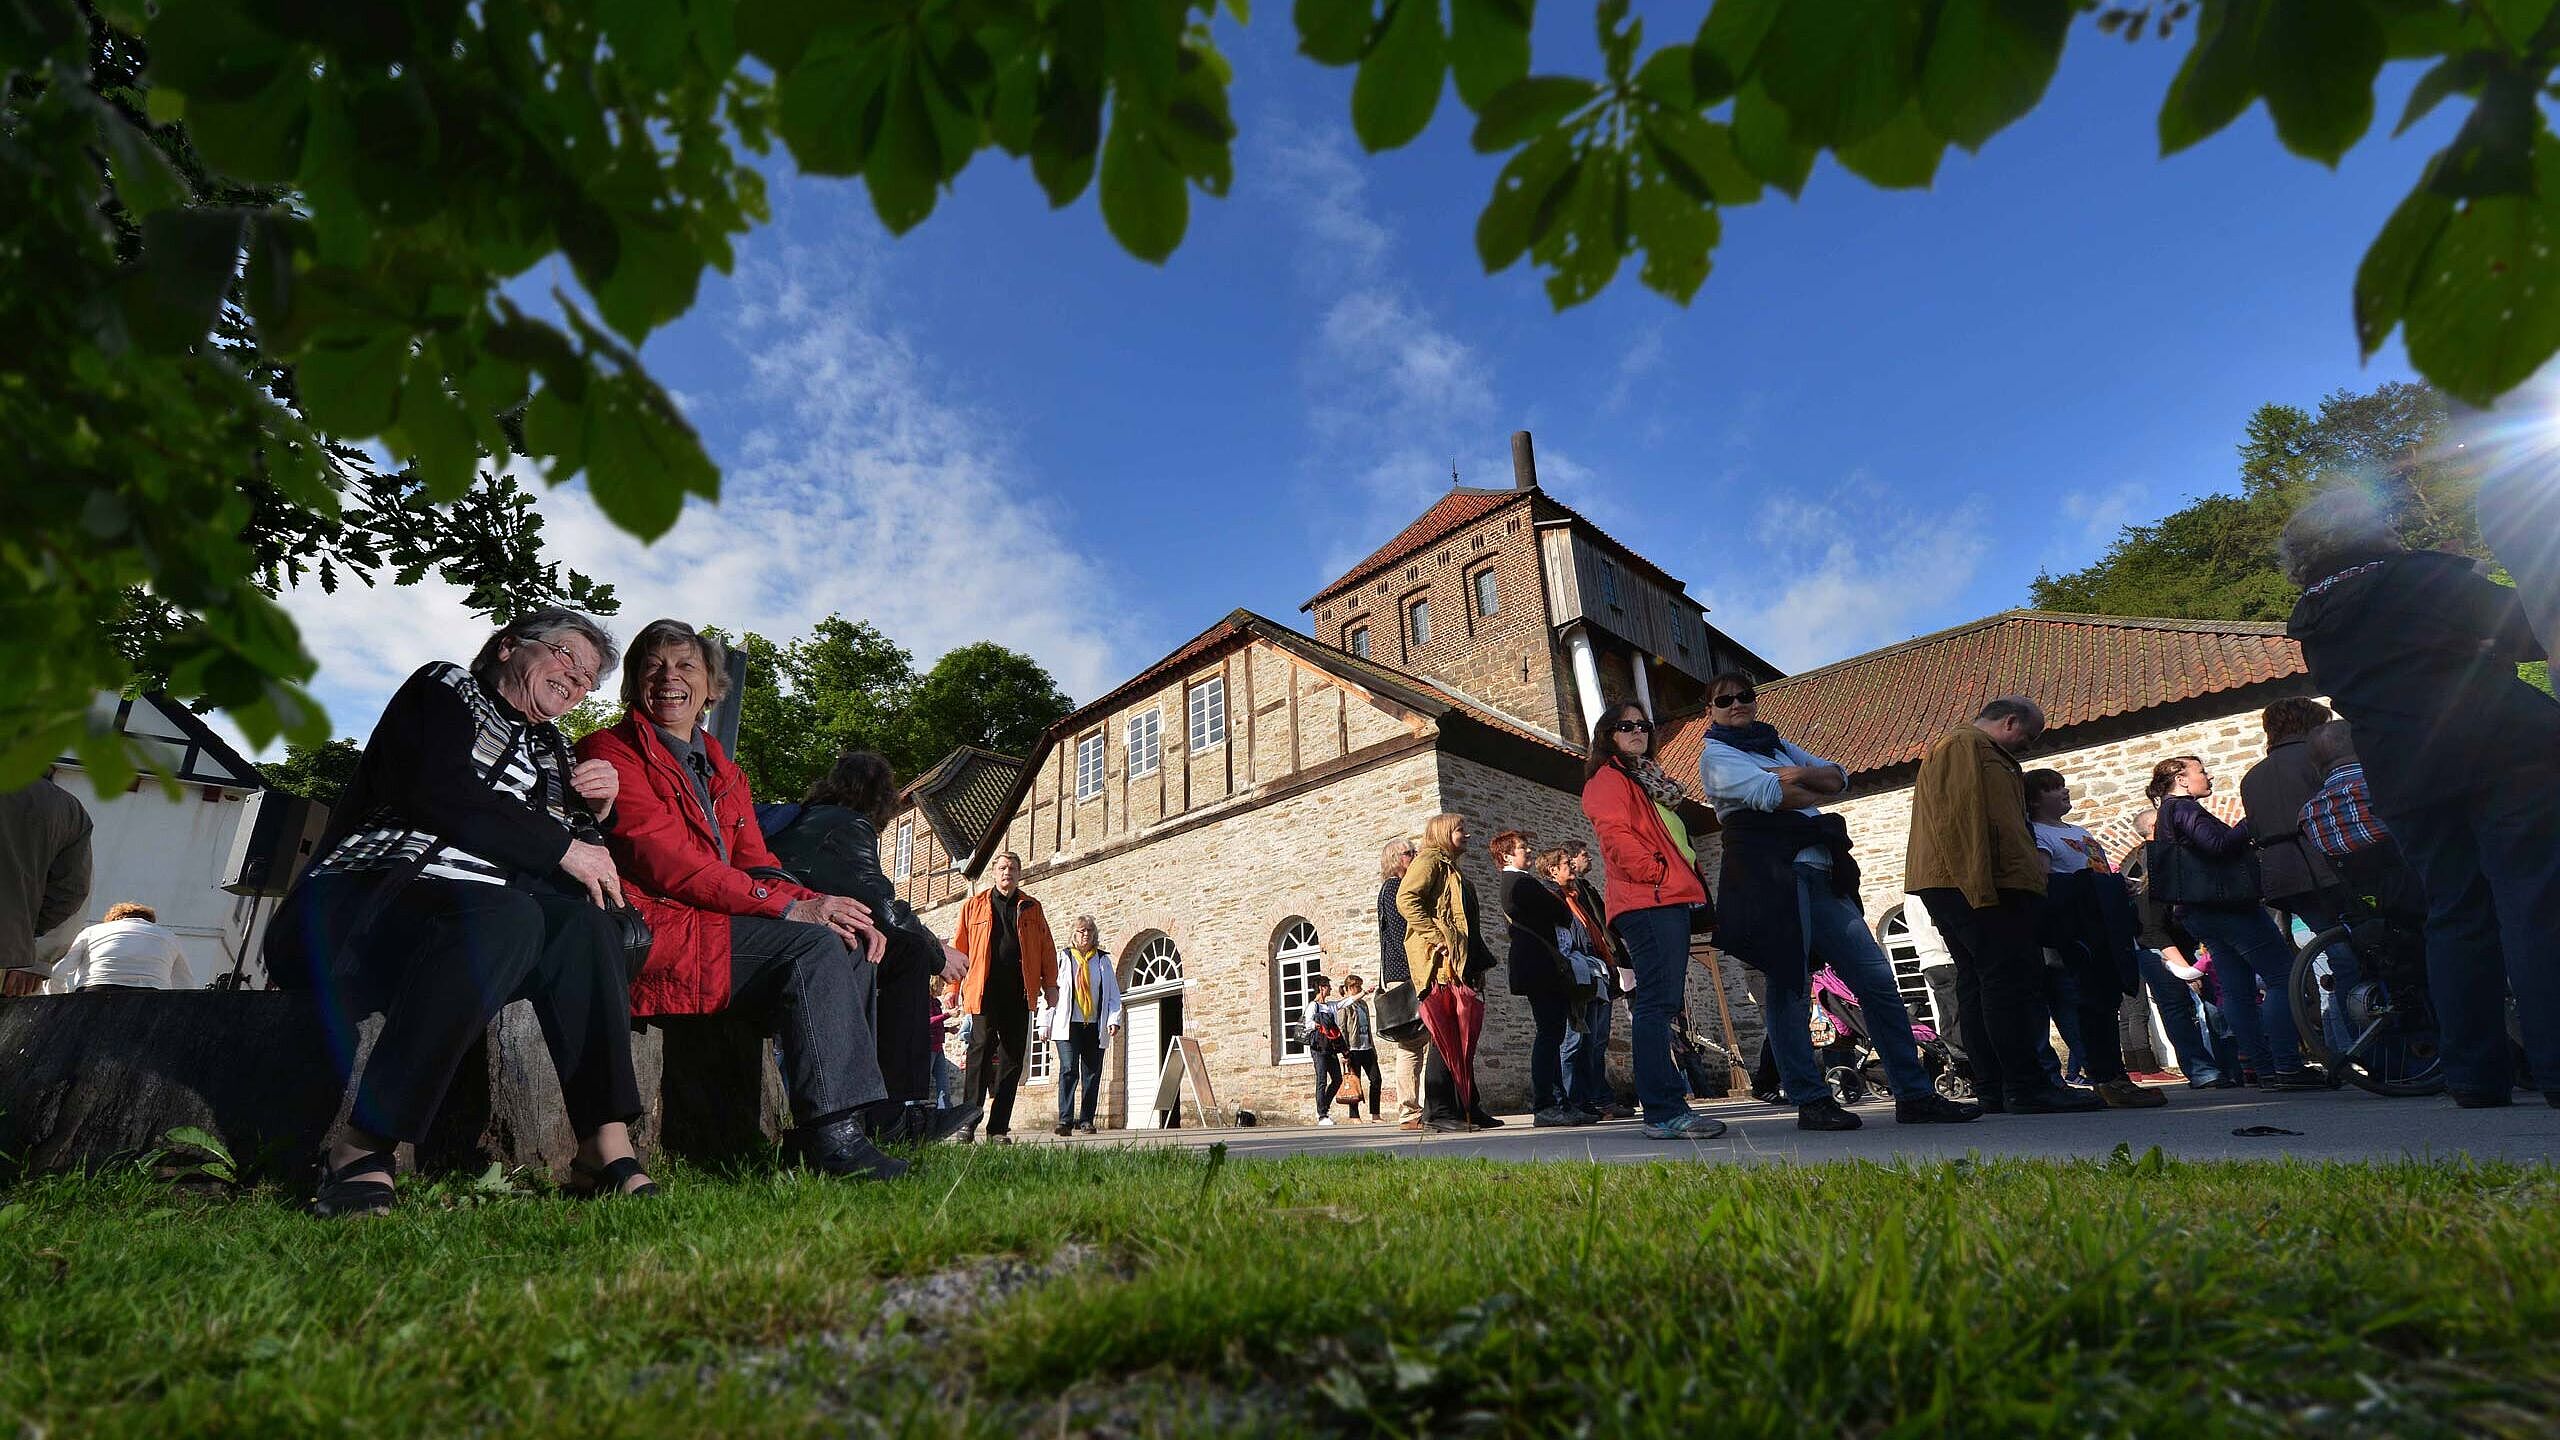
[1071,946,1098,1020]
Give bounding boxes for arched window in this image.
[1127,933,1185,994]
[1877,905,1937,1029]
[1272,919,1323,1063]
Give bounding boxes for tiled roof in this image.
[1654,610,2309,793]
[902,746,1026,859]
[1304,488,1525,608]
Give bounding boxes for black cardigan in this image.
[1712,808,1859,977]
[761,804,941,962]
[1499,868,1575,998]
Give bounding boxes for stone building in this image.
[1654,609,2317,1031]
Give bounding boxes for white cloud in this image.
[266,229,1131,756]
[2055,477,2154,559]
[1699,488,1991,672]
[1603,324,1666,414]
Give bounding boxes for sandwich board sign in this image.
[1148,1035,1218,1126]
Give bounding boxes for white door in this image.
[1124,998,1163,1129]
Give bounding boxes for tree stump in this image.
[0,991,345,1184]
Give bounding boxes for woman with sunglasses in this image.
[1580,700,1727,1140]
[1698,673,1981,1129]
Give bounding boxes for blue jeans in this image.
[2182,905,2303,1075]
[1616,905,1695,1124]
[1054,1021,1104,1127]
[2378,784,2560,1098]
[1760,869,1934,1104]
[2137,949,2221,1083]
[1563,988,1612,1108]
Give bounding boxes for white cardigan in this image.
[1042,946,1124,1041]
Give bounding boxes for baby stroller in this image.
[1809,966,1967,1105]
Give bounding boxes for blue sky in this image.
[272,13,2460,753]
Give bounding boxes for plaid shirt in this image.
[2299,763,2390,861]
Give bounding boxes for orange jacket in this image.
[950,886,1057,1016]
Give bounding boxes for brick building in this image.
[903,442,2319,1128]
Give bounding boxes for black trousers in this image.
[873,933,936,1105]
[1524,989,1571,1113]
[964,980,1031,1134]
[1916,888,2050,1104]
[2058,951,2131,1085]
[1422,1045,1467,1124]
[1342,1048,1382,1117]
[272,872,642,1144]
[726,915,886,1125]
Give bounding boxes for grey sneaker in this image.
[1641,1111,1729,1140]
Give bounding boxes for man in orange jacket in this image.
[949,852,1059,1141]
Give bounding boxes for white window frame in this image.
[1407,596,1430,647]
[1273,920,1323,1064]
[1878,906,1937,1029]
[1472,567,1498,617]
[1349,626,1371,660]
[1074,731,1105,800]
[1029,1025,1056,1083]
[893,819,913,879]
[1126,708,1162,779]
[1187,676,1226,752]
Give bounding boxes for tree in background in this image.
[2032,382,2484,621]
[21,0,2560,785]
[256,736,362,811]
[905,643,1077,773]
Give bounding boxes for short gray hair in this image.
[1976,696,2044,729]
[2279,485,2402,587]
[618,618,731,713]
[470,608,619,685]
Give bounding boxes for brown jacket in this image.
[1395,845,1475,991]
[950,886,1058,1016]
[1905,725,2045,909]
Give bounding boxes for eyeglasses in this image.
[1710,690,1757,709]
[530,637,597,692]
[1610,719,1654,734]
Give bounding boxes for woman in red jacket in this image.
[578,618,918,1181]
[1580,700,1727,1140]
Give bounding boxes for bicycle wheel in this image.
[2291,926,2445,1097]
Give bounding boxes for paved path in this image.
[1023,1086,2560,1166]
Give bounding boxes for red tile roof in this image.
[1654,610,2310,792]
[1305,488,1525,608]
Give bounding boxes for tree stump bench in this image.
[0,992,789,1183]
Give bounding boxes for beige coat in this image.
[1395,845,1475,991]
[1905,725,2045,909]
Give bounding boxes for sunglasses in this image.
[1710,690,1757,709]
[1610,718,1654,734]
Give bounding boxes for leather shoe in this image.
[1425,1117,1471,1133]
[1468,1111,1505,1129]
[915,1102,983,1144]
[2452,1089,2514,1109]
[2009,1086,2105,1114]
[1894,1093,1981,1124]
[801,1115,910,1181]
[1398,1119,1424,1131]
[2096,1080,2167,1109]
[1797,1097,1862,1131]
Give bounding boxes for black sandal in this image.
[569,1155,660,1199]
[310,1147,398,1219]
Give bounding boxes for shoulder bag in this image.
[2142,836,2263,909]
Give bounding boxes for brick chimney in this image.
[1510,430,1537,490]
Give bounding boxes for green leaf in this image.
[296,330,410,437]
[1755,0,1925,149]
[1475,130,1577,270]
[1099,103,1186,262]
[1030,88,1103,206]
[1693,0,1783,99]
[1448,0,1532,109]
[1470,76,1597,153]
[397,354,479,500]
[1641,109,1761,204]
[581,379,714,540]
[179,67,313,184]
[2480,0,2560,50]
[866,54,946,233]
[736,0,831,68]
[1351,0,1446,151]
[523,384,590,478]
[2421,68,2540,200]
[595,215,704,342]
[1537,145,1625,308]
[1919,0,2071,152]
[121,208,248,354]
[2256,0,2381,165]
[1628,164,1719,303]
[2159,0,2264,156]
[2397,53,2485,137]
[1731,80,1816,198]
[2401,138,2560,404]
[144,0,289,103]
[776,29,897,177]
[1633,44,1697,110]
[2352,185,2451,356]
[1295,0,1372,65]
[1835,97,1944,188]
[603,0,691,89]
[97,109,188,216]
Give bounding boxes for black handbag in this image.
[2143,837,2263,909]
[1371,980,1423,1040]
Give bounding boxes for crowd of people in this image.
[0,477,2550,1213]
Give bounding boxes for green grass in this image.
[4,1147,2558,1436]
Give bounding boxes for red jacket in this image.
[1580,761,1707,919]
[578,714,820,1016]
